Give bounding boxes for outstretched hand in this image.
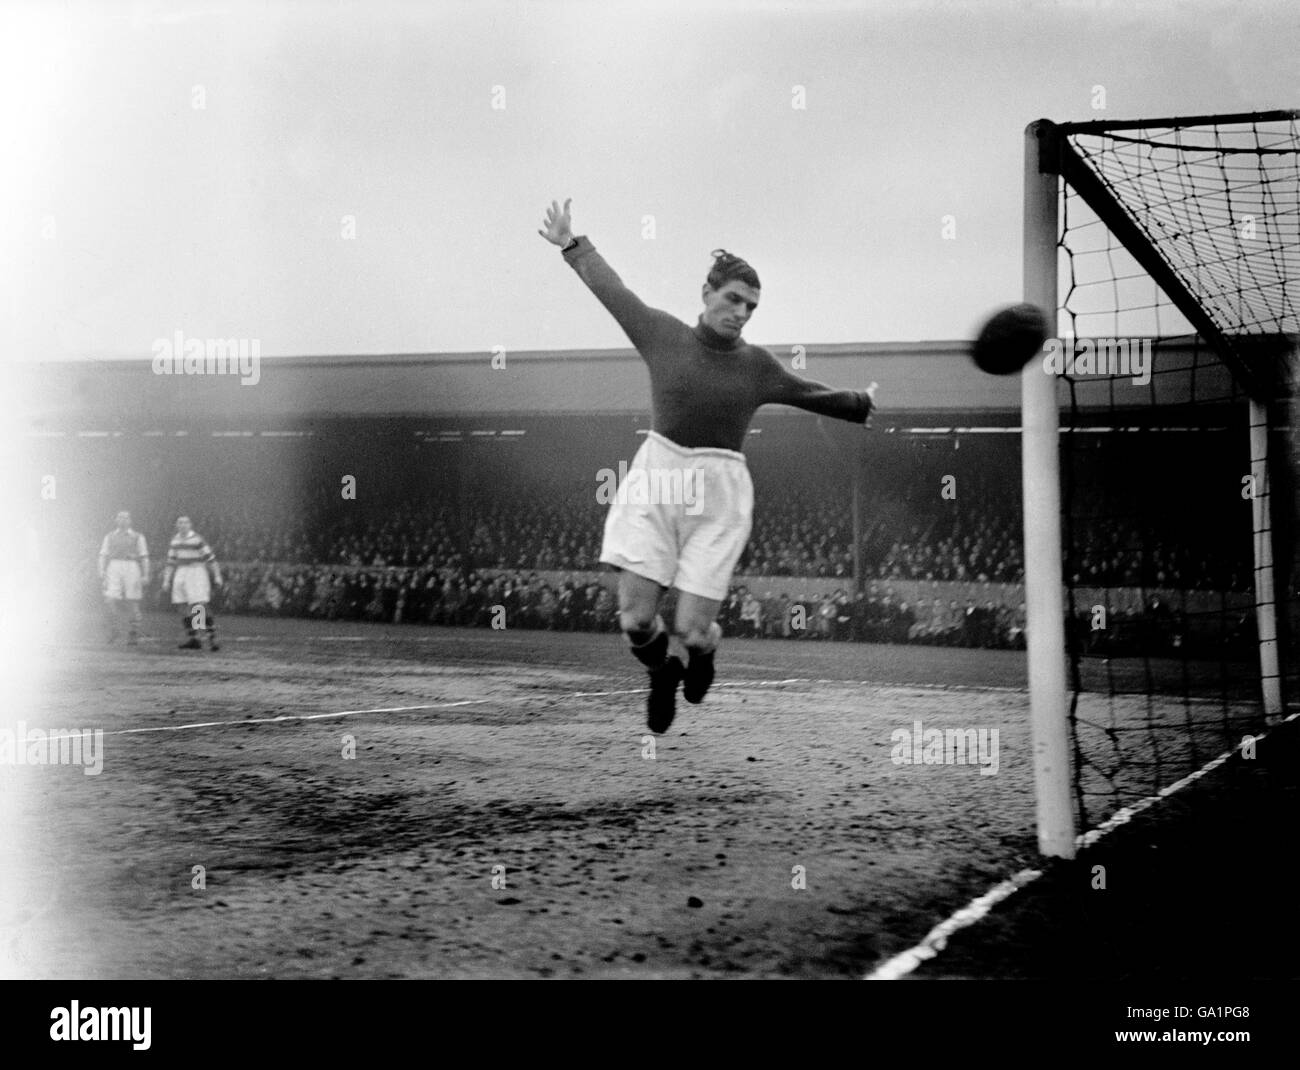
[538,198,574,246]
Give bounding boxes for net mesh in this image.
[1054,113,1299,830]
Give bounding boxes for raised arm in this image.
[540,198,675,352]
[760,349,877,424]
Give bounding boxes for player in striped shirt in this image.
[99,511,150,645]
[541,198,877,733]
[162,516,224,651]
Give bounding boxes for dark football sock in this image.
[628,627,669,670]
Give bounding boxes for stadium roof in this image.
[18,341,1018,428]
[16,337,1239,429]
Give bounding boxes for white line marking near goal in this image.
[865,867,1045,980]
[864,711,1298,981]
[1075,709,1299,849]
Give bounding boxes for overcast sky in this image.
[2,0,1296,359]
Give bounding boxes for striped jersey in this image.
[100,529,148,562]
[167,532,218,569]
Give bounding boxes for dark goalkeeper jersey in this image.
[562,236,873,452]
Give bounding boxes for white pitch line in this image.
[50,700,491,740]
[1074,709,1299,848]
[865,711,1297,981]
[836,678,1027,695]
[50,678,813,741]
[39,674,1009,745]
[749,675,1028,695]
[865,866,1045,981]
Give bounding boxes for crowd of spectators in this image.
[77,465,1251,657]
[213,558,1261,657]
[1066,516,1249,592]
[134,481,1246,592]
[717,582,1027,648]
[217,564,619,632]
[213,563,1030,649]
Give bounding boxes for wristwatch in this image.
[561,236,580,253]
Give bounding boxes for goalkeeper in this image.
[540,198,877,733]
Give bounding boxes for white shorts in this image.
[103,560,143,601]
[600,431,754,601]
[171,564,212,606]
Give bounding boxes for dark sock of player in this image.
[627,622,668,670]
[646,653,684,734]
[683,622,721,703]
[631,621,685,732]
[179,611,200,648]
[682,646,715,703]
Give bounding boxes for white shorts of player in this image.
[171,564,212,606]
[600,430,754,602]
[103,560,143,601]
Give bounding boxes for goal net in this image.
[1023,110,1299,852]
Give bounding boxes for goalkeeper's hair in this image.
[707,249,760,291]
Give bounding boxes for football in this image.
[970,303,1050,375]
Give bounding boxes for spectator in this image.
[741,589,763,638]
